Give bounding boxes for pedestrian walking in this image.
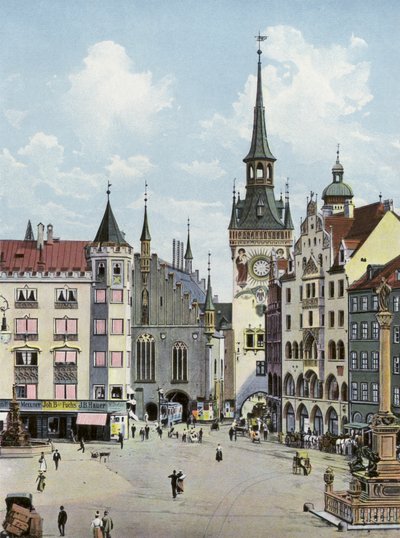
[139,427,145,441]
[198,428,203,443]
[263,423,269,441]
[102,510,113,538]
[131,424,136,439]
[118,432,124,449]
[229,427,234,441]
[91,511,103,538]
[216,443,223,462]
[69,429,76,443]
[38,452,47,472]
[53,449,61,470]
[77,437,85,453]
[36,471,46,492]
[57,505,67,536]
[234,428,237,441]
[168,470,178,499]
[144,412,149,423]
[157,425,163,439]
[182,429,187,442]
[144,424,150,440]
[176,470,186,495]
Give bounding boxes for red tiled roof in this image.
[0,240,90,273]
[350,254,400,291]
[325,202,392,264]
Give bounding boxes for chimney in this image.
[383,199,393,213]
[47,224,54,244]
[37,223,45,250]
[172,239,176,268]
[344,200,354,218]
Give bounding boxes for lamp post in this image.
[157,387,165,424]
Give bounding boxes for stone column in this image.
[376,311,394,415]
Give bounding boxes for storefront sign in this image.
[0,399,126,414]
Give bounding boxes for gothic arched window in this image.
[172,341,188,382]
[136,334,155,382]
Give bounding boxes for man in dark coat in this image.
[144,424,150,440]
[102,510,114,538]
[168,470,178,499]
[58,506,67,536]
[53,449,61,470]
[131,424,136,439]
[118,432,124,449]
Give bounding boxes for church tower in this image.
[229,37,294,411]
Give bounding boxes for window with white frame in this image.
[361,322,368,339]
[371,321,379,340]
[94,319,107,335]
[394,296,400,312]
[94,289,106,303]
[371,383,379,403]
[110,351,123,367]
[16,287,37,302]
[55,287,77,303]
[371,351,379,370]
[15,384,37,399]
[371,295,378,311]
[394,326,400,344]
[256,361,266,376]
[111,319,124,334]
[93,385,105,400]
[94,351,106,367]
[172,341,188,382]
[351,382,358,400]
[351,322,358,340]
[350,351,358,370]
[351,297,358,312]
[55,384,76,399]
[393,387,400,406]
[54,349,77,364]
[361,296,368,311]
[361,382,368,401]
[55,318,78,335]
[15,349,38,366]
[393,356,400,374]
[361,352,368,369]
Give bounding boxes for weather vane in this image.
[255,32,268,56]
[107,181,112,200]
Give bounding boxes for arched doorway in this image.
[166,390,190,422]
[284,402,295,433]
[327,407,338,435]
[298,404,309,433]
[145,402,158,421]
[312,406,323,435]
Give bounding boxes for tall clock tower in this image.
[229,38,294,412]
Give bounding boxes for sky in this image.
[1,0,400,301]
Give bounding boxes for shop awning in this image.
[343,422,369,430]
[76,413,107,426]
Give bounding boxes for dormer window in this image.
[256,198,265,218]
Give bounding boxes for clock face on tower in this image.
[250,256,270,279]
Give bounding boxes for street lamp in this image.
[157,387,165,424]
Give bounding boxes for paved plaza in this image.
[0,424,392,537]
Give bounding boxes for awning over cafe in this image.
[76,413,107,426]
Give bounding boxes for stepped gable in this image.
[0,239,90,273]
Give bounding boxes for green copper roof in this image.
[140,205,151,242]
[205,272,215,311]
[322,181,353,199]
[94,200,129,245]
[243,58,276,163]
[236,187,285,230]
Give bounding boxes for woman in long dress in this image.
[216,444,223,462]
[176,470,185,494]
[38,452,47,472]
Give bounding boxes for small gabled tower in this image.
[184,218,193,274]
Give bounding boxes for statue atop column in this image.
[376,277,391,312]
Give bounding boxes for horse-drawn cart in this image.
[292,450,312,475]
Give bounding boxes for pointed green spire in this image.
[228,180,238,230]
[184,218,193,260]
[243,38,276,163]
[140,182,151,242]
[205,252,215,312]
[284,179,294,230]
[94,184,128,245]
[24,220,34,241]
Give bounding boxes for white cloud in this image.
[177,159,226,180]
[18,132,64,172]
[4,108,28,129]
[106,154,155,184]
[350,34,368,49]
[64,41,174,149]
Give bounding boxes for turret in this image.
[204,252,215,341]
[321,146,354,216]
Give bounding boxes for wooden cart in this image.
[292,450,312,475]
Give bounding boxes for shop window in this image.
[16,350,38,365]
[110,385,123,399]
[48,417,59,434]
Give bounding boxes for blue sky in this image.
[1,1,400,300]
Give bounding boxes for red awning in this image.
[76,413,107,426]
